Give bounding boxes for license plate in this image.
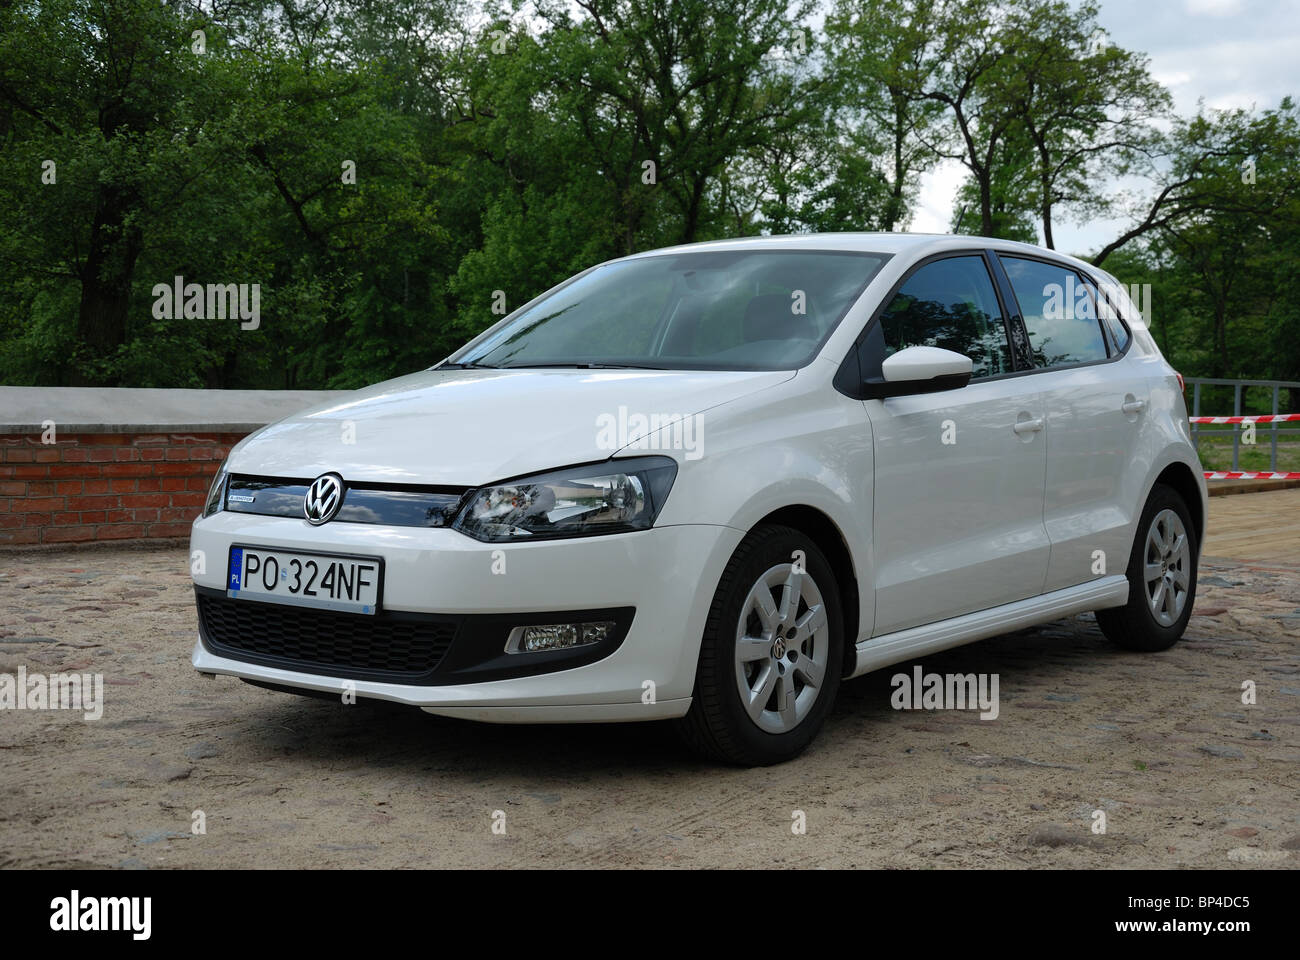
[227,546,382,615]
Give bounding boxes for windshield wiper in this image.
[438,360,499,369]
[501,362,669,370]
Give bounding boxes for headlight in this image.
[203,462,228,517]
[452,456,678,542]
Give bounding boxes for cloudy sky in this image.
[908,0,1300,255]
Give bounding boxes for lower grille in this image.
[196,588,460,683]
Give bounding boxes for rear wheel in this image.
[1097,483,1198,652]
[676,525,844,766]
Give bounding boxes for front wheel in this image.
[1097,483,1198,652]
[675,525,844,766]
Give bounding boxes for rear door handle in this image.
[1013,417,1044,435]
[1122,399,1146,415]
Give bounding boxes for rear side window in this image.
[999,256,1109,368]
[861,255,1012,380]
[1079,273,1132,354]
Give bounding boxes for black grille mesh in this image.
[197,591,459,682]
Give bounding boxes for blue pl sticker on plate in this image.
[229,547,243,591]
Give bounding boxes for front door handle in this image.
[1122,399,1146,415]
[1013,417,1044,435]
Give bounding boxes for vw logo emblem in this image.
[304,473,344,525]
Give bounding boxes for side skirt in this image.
[848,575,1129,680]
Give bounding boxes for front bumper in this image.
[190,512,743,722]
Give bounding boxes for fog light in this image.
[506,621,615,654]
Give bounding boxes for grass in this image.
[1193,433,1300,473]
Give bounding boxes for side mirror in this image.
[863,346,973,400]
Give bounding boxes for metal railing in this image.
[1186,377,1300,472]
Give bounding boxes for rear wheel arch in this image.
[1149,461,1204,549]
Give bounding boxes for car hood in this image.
[227,367,795,486]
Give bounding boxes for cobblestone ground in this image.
[1,534,1297,868]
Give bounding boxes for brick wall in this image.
[0,432,245,546]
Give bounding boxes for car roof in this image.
[620,232,1101,275]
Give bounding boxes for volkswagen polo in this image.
[191,233,1206,765]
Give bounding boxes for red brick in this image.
[160,505,201,522]
[132,508,160,523]
[114,447,141,461]
[24,513,51,527]
[148,522,193,538]
[96,523,146,540]
[187,476,211,491]
[104,509,132,523]
[164,447,189,461]
[101,463,152,477]
[153,463,201,476]
[52,511,80,525]
[121,493,168,508]
[136,477,161,492]
[26,481,55,496]
[82,478,110,494]
[0,481,24,496]
[81,434,131,445]
[44,525,95,543]
[136,434,169,445]
[160,477,188,491]
[0,466,14,478]
[55,480,82,495]
[109,478,138,493]
[0,513,23,529]
[13,465,49,479]
[6,448,34,462]
[87,447,116,462]
[140,448,165,461]
[68,495,119,511]
[62,447,90,462]
[79,510,106,523]
[49,464,94,478]
[169,492,206,508]
[14,496,63,513]
[34,448,60,463]
[0,500,8,512]
[0,527,41,544]
[187,447,213,460]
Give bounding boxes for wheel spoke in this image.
[795,602,826,638]
[746,663,777,721]
[737,636,770,663]
[776,676,797,727]
[1150,578,1166,613]
[753,588,778,633]
[777,568,802,627]
[794,653,824,689]
[1172,564,1189,588]
[1144,561,1163,583]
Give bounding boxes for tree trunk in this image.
[71,183,142,386]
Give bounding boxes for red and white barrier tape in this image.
[1204,471,1300,480]
[1191,414,1300,424]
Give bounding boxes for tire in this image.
[675,524,844,766]
[1097,483,1198,652]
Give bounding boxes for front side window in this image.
[451,250,889,371]
[999,256,1110,368]
[858,255,1012,381]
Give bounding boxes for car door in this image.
[993,255,1147,593]
[855,253,1051,636]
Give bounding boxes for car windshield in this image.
[448,249,889,371]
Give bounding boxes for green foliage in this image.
[0,0,1295,391]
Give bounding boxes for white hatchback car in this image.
[191,233,1205,765]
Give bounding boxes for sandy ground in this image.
[2,498,1298,869]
